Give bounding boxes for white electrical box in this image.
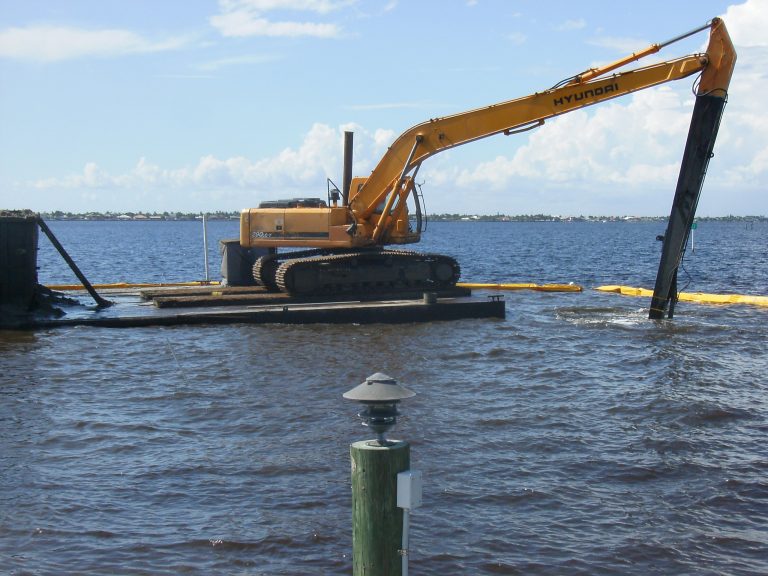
[397,470,423,510]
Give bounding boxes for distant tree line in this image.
[38,211,240,221]
[35,210,767,222]
[427,213,767,222]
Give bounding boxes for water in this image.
[2,220,767,575]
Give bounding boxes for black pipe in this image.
[649,94,726,319]
[37,216,112,308]
[342,131,353,206]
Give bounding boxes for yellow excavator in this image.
[240,18,735,315]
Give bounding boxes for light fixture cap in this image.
[342,372,416,403]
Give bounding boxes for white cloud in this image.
[197,53,281,70]
[709,1,768,193]
[16,1,768,216]
[221,0,354,13]
[438,88,689,194]
[722,0,768,46]
[556,19,586,31]
[210,0,353,38]
[372,128,396,158]
[0,25,188,62]
[347,102,424,111]
[28,123,387,198]
[210,13,340,37]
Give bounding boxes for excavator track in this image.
[273,249,461,296]
[253,249,335,292]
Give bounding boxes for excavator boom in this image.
[351,54,707,233]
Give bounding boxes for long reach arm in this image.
[649,19,735,318]
[349,19,736,259]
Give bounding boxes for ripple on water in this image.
[3,221,767,575]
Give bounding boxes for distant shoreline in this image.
[35,211,767,223]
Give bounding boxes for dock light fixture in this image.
[343,372,415,446]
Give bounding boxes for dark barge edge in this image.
[3,293,506,330]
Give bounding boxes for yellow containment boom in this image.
[46,281,220,291]
[597,285,768,308]
[458,282,582,292]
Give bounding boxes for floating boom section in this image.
[349,29,717,245]
[649,18,736,319]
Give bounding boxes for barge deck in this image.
[4,285,505,329]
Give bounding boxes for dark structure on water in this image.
[0,210,39,312]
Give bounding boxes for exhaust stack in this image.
[342,131,353,206]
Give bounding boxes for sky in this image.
[0,0,766,216]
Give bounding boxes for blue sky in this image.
[1,0,766,216]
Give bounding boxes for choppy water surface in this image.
[2,220,767,575]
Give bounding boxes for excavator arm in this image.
[349,19,735,252]
[649,18,735,318]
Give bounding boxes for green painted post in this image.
[350,440,410,576]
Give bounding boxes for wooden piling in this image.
[351,440,410,576]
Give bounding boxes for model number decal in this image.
[251,231,275,239]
